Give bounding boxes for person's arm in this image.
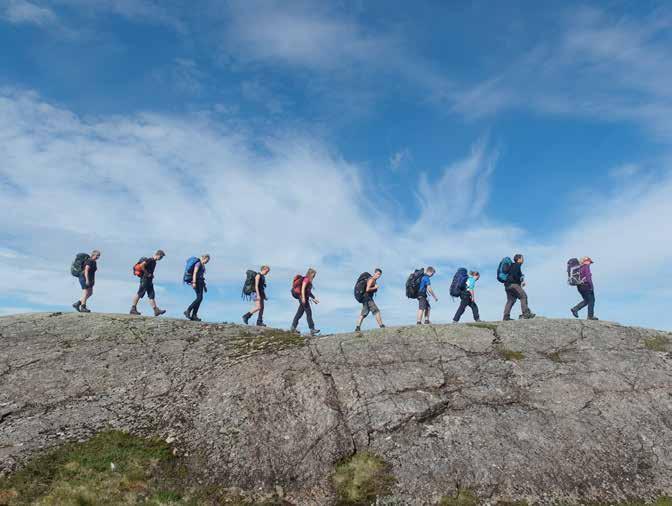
[84,264,90,286]
[366,278,377,293]
[301,281,307,304]
[255,274,261,295]
[192,262,200,287]
[428,285,438,301]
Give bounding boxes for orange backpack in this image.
[133,257,148,278]
[291,275,303,299]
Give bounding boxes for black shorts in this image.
[418,295,430,311]
[138,279,155,300]
[79,275,93,289]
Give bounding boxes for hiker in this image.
[570,256,598,320]
[130,250,167,317]
[242,266,270,327]
[452,270,481,323]
[290,268,320,336]
[183,254,210,322]
[72,250,101,313]
[499,254,535,320]
[354,269,385,332]
[417,267,438,325]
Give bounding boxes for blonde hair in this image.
[201,254,211,261]
[260,265,270,272]
[91,250,101,257]
[306,268,317,279]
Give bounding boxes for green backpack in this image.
[242,270,257,298]
[71,253,90,277]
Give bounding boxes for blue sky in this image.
[1,0,672,332]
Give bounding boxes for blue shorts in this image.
[78,275,93,289]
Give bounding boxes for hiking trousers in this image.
[187,279,205,317]
[453,291,480,322]
[292,299,315,330]
[504,284,530,319]
[574,286,595,318]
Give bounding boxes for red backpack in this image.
[133,257,148,278]
[291,275,304,299]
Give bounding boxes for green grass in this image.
[643,334,671,353]
[332,453,395,505]
[0,431,287,506]
[230,329,307,358]
[439,488,479,506]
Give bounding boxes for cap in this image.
[580,256,593,264]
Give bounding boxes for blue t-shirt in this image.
[419,275,431,295]
[466,276,477,292]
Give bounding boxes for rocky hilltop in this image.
[1,313,671,505]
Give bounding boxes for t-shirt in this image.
[302,277,314,298]
[83,259,97,282]
[257,274,267,297]
[466,276,477,292]
[143,258,157,278]
[419,275,431,295]
[194,261,205,280]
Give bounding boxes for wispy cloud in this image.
[1,0,57,26]
[389,148,411,171]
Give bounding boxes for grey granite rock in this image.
[1,313,671,504]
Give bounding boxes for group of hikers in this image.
[69,250,598,332]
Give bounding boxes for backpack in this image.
[183,257,199,284]
[449,268,469,298]
[354,272,372,303]
[133,257,148,278]
[405,269,425,299]
[567,258,585,286]
[242,270,257,298]
[291,275,304,299]
[71,253,90,277]
[497,257,513,284]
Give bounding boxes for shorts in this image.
[361,299,380,317]
[137,279,155,300]
[418,295,430,311]
[79,275,93,289]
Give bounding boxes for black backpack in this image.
[405,269,425,299]
[354,272,372,303]
[71,253,90,277]
[242,270,257,298]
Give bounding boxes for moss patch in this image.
[332,453,395,505]
[466,322,498,332]
[643,334,671,353]
[0,431,287,506]
[496,345,524,362]
[230,329,307,358]
[439,488,479,506]
[546,351,565,363]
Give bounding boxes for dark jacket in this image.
[506,263,524,286]
[579,264,593,290]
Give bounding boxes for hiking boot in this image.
[416,321,422,325]
[310,329,321,336]
[354,326,361,332]
[521,312,536,320]
[79,305,91,313]
[130,306,141,316]
[191,315,202,322]
[72,301,81,312]
[424,320,431,325]
[571,307,579,319]
[256,322,267,327]
[503,316,513,321]
[154,308,166,317]
[183,310,192,320]
[242,313,251,325]
[452,320,459,324]
[474,319,482,322]
[290,327,300,334]
[588,316,599,321]
[379,324,386,329]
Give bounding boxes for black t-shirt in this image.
[143,258,157,279]
[257,274,267,297]
[506,263,523,286]
[84,259,97,281]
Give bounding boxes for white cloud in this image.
[1,0,57,26]
[389,148,411,171]
[1,89,671,332]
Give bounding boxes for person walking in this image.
[571,256,598,320]
[72,250,101,313]
[242,265,270,327]
[291,268,320,336]
[502,254,536,320]
[130,250,167,317]
[184,254,210,322]
[354,269,386,332]
[417,267,438,325]
[453,271,481,323]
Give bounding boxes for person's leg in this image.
[453,293,469,322]
[256,297,265,325]
[503,287,517,319]
[469,298,480,321]
[187,282,204,318]
[291,301,305,330]
[512,284,530,315]
[586,289,595,318]
[373,305,384,327]
[424,302,431,324]
[305,301,315,330]
[573,286,589,315]
[356,302,369,330]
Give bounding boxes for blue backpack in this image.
[497,257,513,283]
[449,268,469,297]
[183,257,199,284]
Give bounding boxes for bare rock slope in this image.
[1,313,671,504]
